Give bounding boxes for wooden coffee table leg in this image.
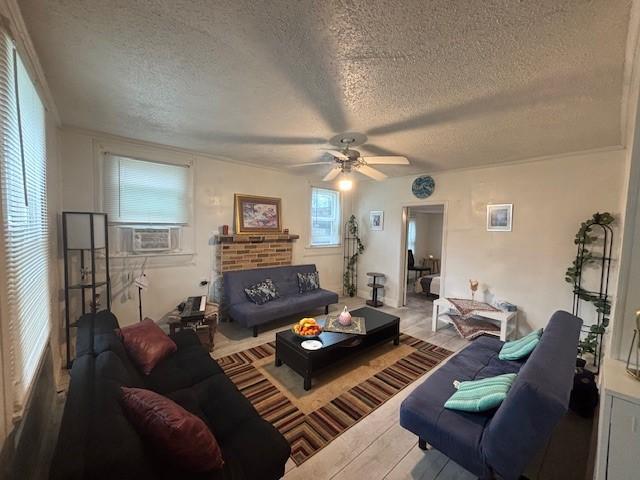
[275,356,282,367]
[304,375,312,391]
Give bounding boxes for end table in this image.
[432,297,517,341]
[161,302,218,352]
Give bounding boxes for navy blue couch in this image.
[400,310,582,480]
[223,264,339,336]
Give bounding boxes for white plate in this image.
[301,340,323,351]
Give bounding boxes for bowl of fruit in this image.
[292,318,323,338]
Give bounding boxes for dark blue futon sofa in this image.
[400,310,582,480]
[223,264,339,336]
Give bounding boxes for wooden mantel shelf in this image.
[214,233,300,244]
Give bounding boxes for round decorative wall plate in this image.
[412,175,435,198]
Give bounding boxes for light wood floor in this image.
[213,295,594,480]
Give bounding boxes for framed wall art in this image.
[370,210,384,231]
[234,194,282,234]
[487,204,512,232]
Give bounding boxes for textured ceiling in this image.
[20,0,632,177]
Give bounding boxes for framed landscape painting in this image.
[234,194,282,234]
[487,203,513,232]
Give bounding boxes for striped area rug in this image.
[216,334,452,466]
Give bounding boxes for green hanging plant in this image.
[344,215,365,297]
[565,212,614,356]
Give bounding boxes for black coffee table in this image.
[275,307,400,390]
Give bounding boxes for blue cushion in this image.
[499,328,542,360]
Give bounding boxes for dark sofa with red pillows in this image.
[49,311,291,480]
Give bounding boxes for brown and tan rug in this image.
[216,334,452,465]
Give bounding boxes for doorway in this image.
[400,204,446,309]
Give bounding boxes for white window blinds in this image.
[103,154,191,224]
[310,187,341,246]
[0,31,50,416]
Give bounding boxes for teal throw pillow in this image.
[499,328,543,360]
[444,373,517,412]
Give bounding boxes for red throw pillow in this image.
[118,318,177,375]
[121,387,224,472]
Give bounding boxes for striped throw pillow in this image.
[444,373,517,412]
[499,328,543,360]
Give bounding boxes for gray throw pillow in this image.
[297,272,320,293]
[244,279,279,305]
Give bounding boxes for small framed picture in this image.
[370,210,384,231]
[487,204,513,232]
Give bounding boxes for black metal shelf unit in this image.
[62,212,111,368]
[571,216,613,374]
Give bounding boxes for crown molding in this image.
[60,125,298,176]
[354,144,626,185]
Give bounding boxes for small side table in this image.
[432,297,517,341]
[161,302,218,352]
[366,272,385,308]
[425,257,440,274]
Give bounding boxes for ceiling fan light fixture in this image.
[338,173,353,191]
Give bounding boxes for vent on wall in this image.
[117,226,182,254]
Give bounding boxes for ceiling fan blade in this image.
[323,168,341,181]
[325,150,349,160]
[357,165,388,181]
[361,156,409,165]
[289,161,333,168]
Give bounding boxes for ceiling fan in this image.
[290,133,410,188]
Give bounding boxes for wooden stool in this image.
[366,272,385,308]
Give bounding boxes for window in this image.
[0,32,50,420]
[103,154,191,224]
[310,187,341,246]
[407,217,417,253]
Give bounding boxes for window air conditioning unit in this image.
[132,227,173,252]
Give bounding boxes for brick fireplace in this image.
[215,233,299,272]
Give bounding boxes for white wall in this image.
[355,149,627,333]
[59,128,348,326]
[411,212,443,263]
